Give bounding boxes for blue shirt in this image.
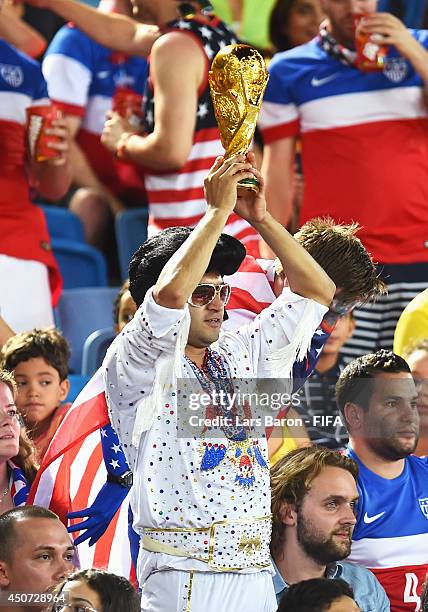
[272,558,390,611]
[378,0,427,28]
[346,449,428,611]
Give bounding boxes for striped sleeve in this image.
[258,54,300,143]
[31,61,49,106]
[43,25,95,115]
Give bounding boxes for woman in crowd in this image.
[269,0,324,53]
[0,370,38,512]
[48,568,140,612]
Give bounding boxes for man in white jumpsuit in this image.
[103,155,336,611]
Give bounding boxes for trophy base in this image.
[237,176,259,193]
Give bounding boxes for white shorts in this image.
[140,569,277,612]
[0,255,54,332]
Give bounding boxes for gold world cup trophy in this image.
[209,44,269,192]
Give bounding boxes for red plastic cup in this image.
[26,104,63,162]
[354,13,388,72]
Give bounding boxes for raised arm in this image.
[235,159,336,307]
[103,155,257,465]
[102,32,204,170]
[0,5,46,58]
[218,169,333,381]
[256,213,335,306]
[154,155,257,308]
[27,0,158,56]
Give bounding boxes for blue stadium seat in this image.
[82,328,116,377]
[67,374,91,403]
[39,205,85,242]
[115,207,149,281]
[52,238,108,289]
[55,287,118,373]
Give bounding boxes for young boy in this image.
[1,328,71,461]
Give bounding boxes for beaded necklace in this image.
[185,348,247,441]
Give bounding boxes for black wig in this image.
[128,226,246,307]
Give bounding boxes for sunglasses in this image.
[330,296,361,317]
[188,283,231,308]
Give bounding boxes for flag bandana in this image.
[318,21,357,67]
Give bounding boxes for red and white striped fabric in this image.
[146,129,259,255]
[27,371,134,581]
[224,256,276,328]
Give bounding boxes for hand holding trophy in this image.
[209,44,269,193]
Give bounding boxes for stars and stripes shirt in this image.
[143,15,260,256]
[100,422,129,476]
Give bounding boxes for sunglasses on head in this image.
[188,283,231,308]
[330,296,361,317]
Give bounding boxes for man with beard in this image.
[336,350,427,611]
[270,446,389,609]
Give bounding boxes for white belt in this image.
[140,515,272,571]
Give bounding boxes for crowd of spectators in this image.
[0,0,428,610]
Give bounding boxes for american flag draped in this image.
[27,371,135,581]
